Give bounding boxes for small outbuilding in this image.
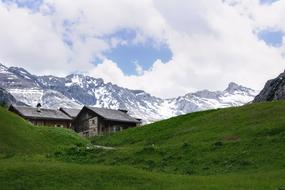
[9,104,73,128]
[73,106,141,136]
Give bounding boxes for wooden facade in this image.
[9,105,72,129]
[74,107,140,136]
[25,118,71,128]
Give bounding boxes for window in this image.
[89,117,98,128]
[112,126,122,132]
[83,131,89,136]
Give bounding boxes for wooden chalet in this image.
[9,104,73,128]
[74,106,141,136]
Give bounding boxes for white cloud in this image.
[89,59,126,84]
[0,2,71,75]
[0,0,285,98]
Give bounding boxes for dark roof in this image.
[59,107,82,119]
[85,106,140,123]
[9,105,72,120]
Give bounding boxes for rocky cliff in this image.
[254,71,285,102]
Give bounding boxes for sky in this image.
[0,0,284,98]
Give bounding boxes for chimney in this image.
[36,103,42,112]
[118,109,128,114]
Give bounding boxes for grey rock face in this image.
[0,64,41,89]
[0,87,15,106]
[254,71,285,102]
[0,87,25,107]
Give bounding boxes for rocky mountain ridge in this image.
[254,70,285,102]
[0,87,26,107]
[0,63,258,122]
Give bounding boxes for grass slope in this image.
[0,107,88,154]
[0,160,284,190]
[77,101,285,175]
[93,101,285,147]
[1,102,285,189]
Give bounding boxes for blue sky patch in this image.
[258,30,284,47]
[103,29,172,75]
[259,0,279,5]
[1,0,43,11]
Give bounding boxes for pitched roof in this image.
[85,106,140,123]
[10,105,72,120]
[59,108,81,119]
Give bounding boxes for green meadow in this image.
[1,101,285,189]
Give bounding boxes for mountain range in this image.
[0,63,258,122]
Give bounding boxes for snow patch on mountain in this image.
[8,88,82,109]
[153,82,258,121]
[8,88,44,107]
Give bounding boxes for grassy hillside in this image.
[0,107,88,154]
[93,101,285,147]
[1,102,285,189]
[64,101,285,176]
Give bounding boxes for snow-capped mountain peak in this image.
[0,63,258,123]
[161,83,259,119]
[225,82,255,94]
[226,82,240,91]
